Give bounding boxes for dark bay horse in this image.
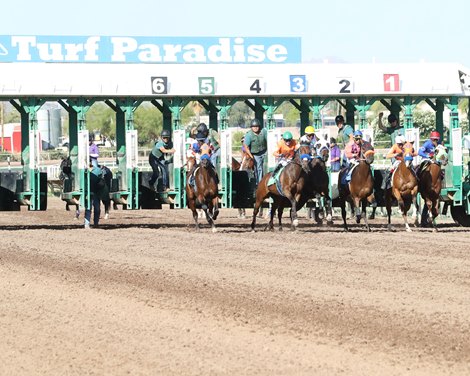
[232,153,255,219]
[385,142,419,232]
[299,144,333,225]
[251,154,310,231]
[338,148,375,231]
[186,156,220,232]
[417,144,448,231]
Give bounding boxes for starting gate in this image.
[0,62,469,226]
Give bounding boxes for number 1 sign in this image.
[383,74,400,92]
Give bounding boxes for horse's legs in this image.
[238,208,246,219]
[205,201,217,233]
[284,194,299,230]
[412,195,420,227]
[75,204,80,219]
[362,199,371,232]
[353,197,362,224]
[212,197,219,221]
[320,194,333,225]
[340,199,349,232]
[431,198,439,232]
[251,187,267,231]
[396,192,411,232]
[314,194,324,224]
[103,199,110,220]
[265,201,277,231]
[188,198,200,231]
[277,205,284,231]
[385,193,393,231]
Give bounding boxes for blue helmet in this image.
[353,130,363,138]
[200,154,210,161]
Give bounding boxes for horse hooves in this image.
[406,228,412,233]
[292,219,299,227]
[368,215,375,220]
[327,220,334,226]
[356,218,361,224]
[212,227,217,233]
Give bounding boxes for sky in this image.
[1,0,470,67]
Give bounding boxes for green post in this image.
[11,99,45,210]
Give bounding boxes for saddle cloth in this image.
[267,166,286,197]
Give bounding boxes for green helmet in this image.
[282,131,293,141]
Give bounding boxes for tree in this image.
[228,102,252,127]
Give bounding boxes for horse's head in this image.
[362,149,375,164]
[298,153,312,174]
[200,154,212,169]
[403,142,415,168]
[186,156,197,174]
[316,144,329,162]
[435,144,448,166]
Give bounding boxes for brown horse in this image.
[251,154,310,231]
[338,147,375,231]
[385,142,419,232]
[186,156,220,232]
[417,144,448,231]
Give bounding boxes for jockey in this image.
[382,135,407,189]
[344,130,368,182]
[272,131,299,175]
[189,132,212,163]
[299,126,318,155]
[419,130,441,161]
[196,122,220,167]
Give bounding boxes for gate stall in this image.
[0,62,469,226]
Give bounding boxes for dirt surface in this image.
[1,197,469,375]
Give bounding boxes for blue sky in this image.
[2,0,470,67]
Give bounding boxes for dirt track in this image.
[1,197,469,375]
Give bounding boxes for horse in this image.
[186,155,220,232]
[417,144,448,231]
[60,157,113,220]
[59,156,80,219]
[384,142,419,232]
[232,152,255,219]
[299,143,333,225]
[338,146,375,231]
[251,153,310,231]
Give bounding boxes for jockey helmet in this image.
[282,131,293,141]
[197,123,209,136]
[200,154,210,161]
[330,137,337,144]
[353,130,363,138]
[335,115,344,124]
[395,135,406,144]
[304,126,315,135]
[388,114,398,123]
[195,132,206,141]
[250,118,261,127]
[161,129,171,138]
[430,130,441,140]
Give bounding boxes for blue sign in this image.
[0,36,301,64]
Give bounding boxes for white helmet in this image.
[395,135,406,144]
